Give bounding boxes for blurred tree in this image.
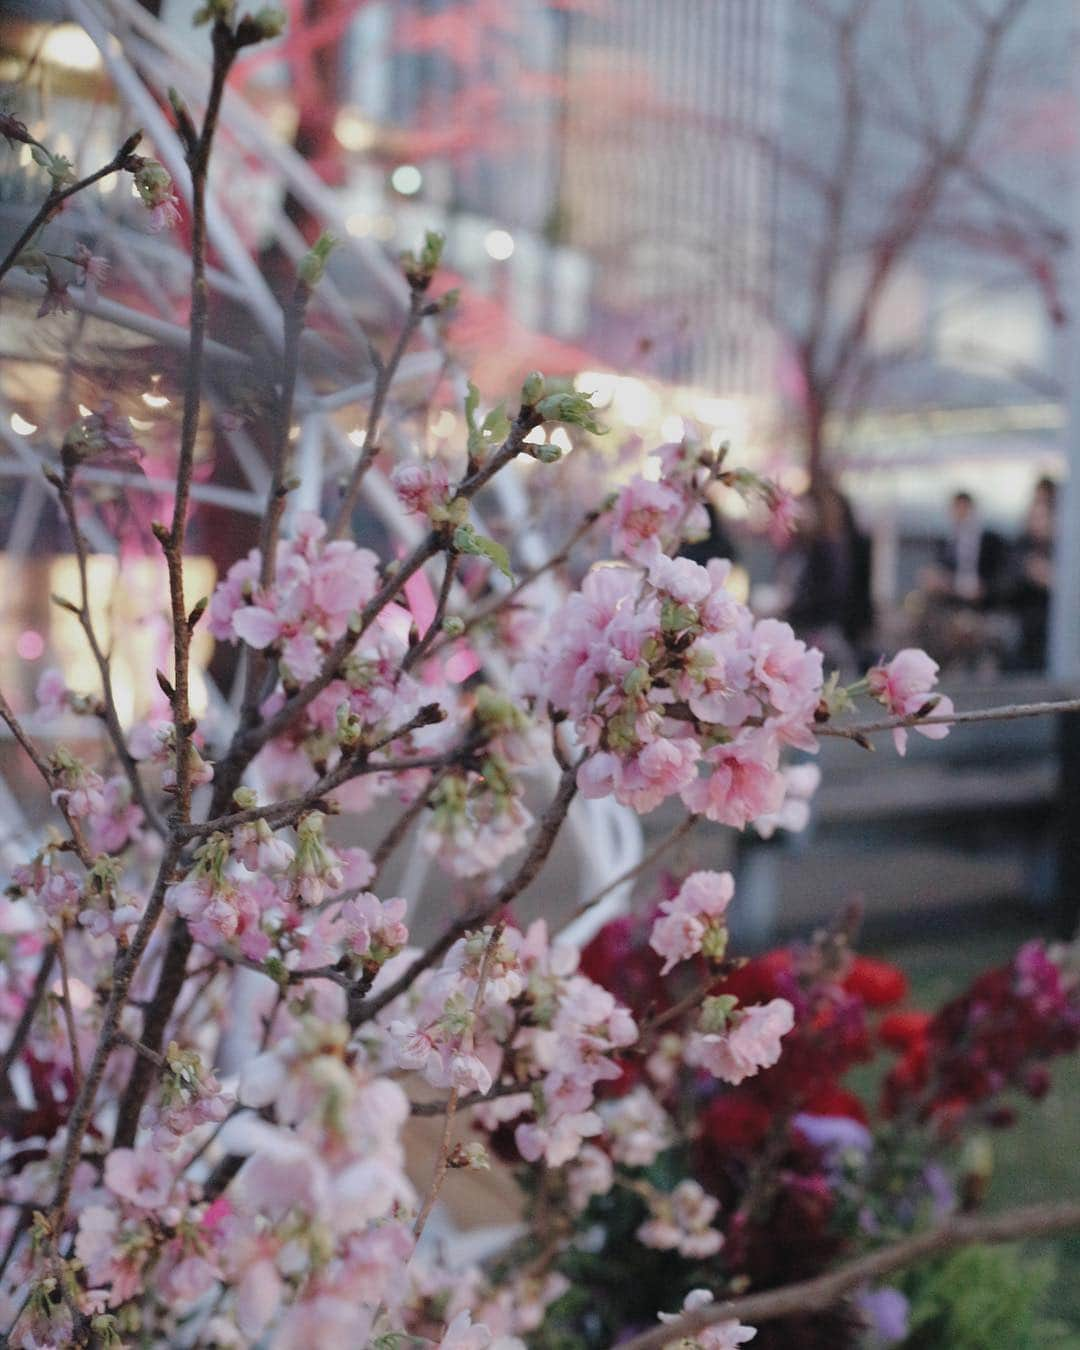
[756,0,1067,484]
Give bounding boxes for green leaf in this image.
[453,524,513,579]
[536,390,605,435]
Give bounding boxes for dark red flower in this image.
[799,1084,869,1124]
[879,1010,931,1051]
[843,955,907,1007]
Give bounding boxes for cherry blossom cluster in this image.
[521,552,822,829]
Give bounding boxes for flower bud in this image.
[520,370,544,406]
[298,231,336,288]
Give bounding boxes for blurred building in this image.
[558,0,784,404]
[295,1,787,415]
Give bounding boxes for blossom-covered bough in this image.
[2,6,1080,1349]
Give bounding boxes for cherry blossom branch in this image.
[401,550,459,673]
[175,704,447,839]
[618,1198,1080,1350]
[328,286,427,541]
[240,280,313,726]
[408,1077,527,1117]
[156,18,236,826]
[0,690,94,868]
[50,839,183,1224]
[370,763,454,882]
[427,507,605,658]
[226,403,542,772]
[411,921,503,1243]
[53,471,165,836]
[54,935,84,1093]
[818,695,1080,744]
[257,285,310,594]
[351,762,579,1026]
[0,131,143,285]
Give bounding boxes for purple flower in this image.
[857,1287,909,1344]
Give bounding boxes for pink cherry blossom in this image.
[650,870,735,973]
[104,1146,174,1210]
[686,998,795,1085]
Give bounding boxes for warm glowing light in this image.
[348,428,367,447]
[431,410,457,438]
[483,228,515,261]
[333,108,377,152]
[726,565,751,606]
[523,427,546,446]
[660,414,685,442]
[142,392,170,409]
[549,428,573,454]
[373,215,396,241]
[130,416,154,431]
[390,164,422,196]
[613,378,660,428]
[288,425,301,443]
[573,372,617,410]
[10,413,37,436]
[346,213,371,238]
[642,455,663,482]
[781,466,811,496]
[16,629,44,661]
[44,556,216,725]
[41,23,101,73]
[78,403,93,417]
[692,395,742,428]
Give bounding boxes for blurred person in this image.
[1006,476,1056,671]
[912,491,1009,670]
[922,490,1008,606]
[781,483,873,671]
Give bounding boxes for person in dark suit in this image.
[914,491,1010,669]
[925,491,1008,607]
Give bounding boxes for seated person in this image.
[912,491,1009,670]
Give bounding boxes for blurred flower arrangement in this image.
[505,905,1080,1348]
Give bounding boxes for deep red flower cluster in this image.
[882,940,1080,1128]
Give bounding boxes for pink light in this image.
[16,629,45,661]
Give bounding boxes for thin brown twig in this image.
[426,508,604,660]
[0,132,142,284]
[617,1197,1080,1350]
[329,287,426,541]
[411,921,503,1242]
[370,762,454,884]
[157,19,236,827]
[53,935,84,1092]
[53,474,165,835]
[818,695,1080,743]
[568,813,701,924]
[352,761,579,1026]
[402,550,459,673]
[0,690,94,868]
[175,705,448,840]
[0,943,56,1088]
